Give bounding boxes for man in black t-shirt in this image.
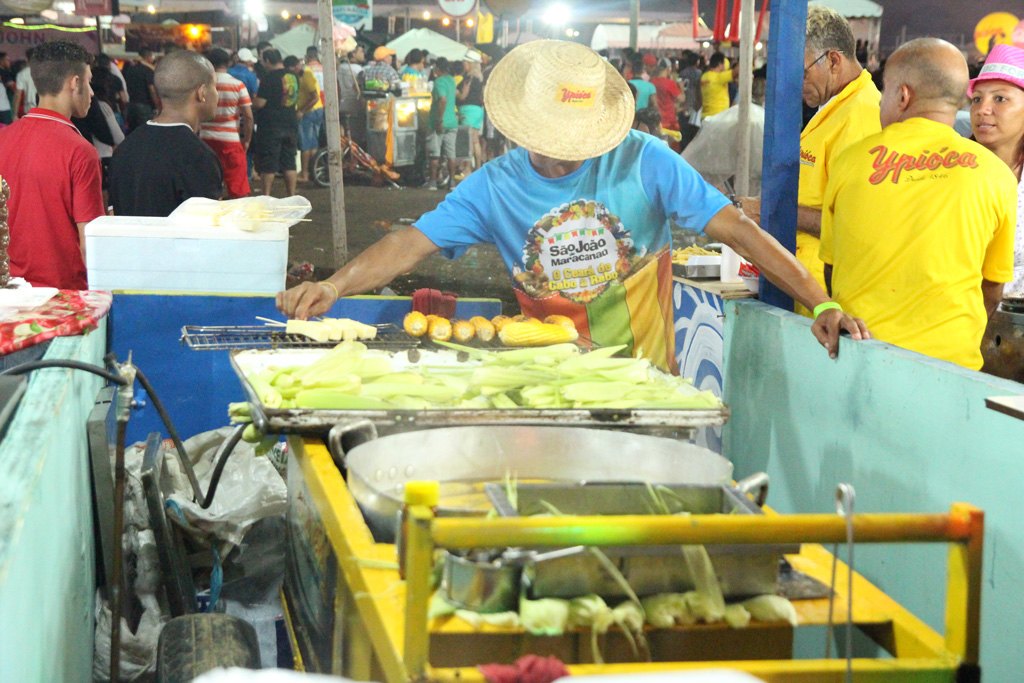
[110,51,223,216]
[123,48,158,131]
[253,48,299,197]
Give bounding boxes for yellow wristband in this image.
[319,280,339,302]
[813,302,842,318]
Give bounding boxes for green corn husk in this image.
[246,372,283,408]
[294,390,392,410]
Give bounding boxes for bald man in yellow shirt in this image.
[741,6,880,317]
[820,39,1016,370]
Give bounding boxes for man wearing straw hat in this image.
[278,40,869,366]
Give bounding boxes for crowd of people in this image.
[0,6,1020,377]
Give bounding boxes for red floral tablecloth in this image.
[0,290,112,356]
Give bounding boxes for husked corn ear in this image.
[470,316,496,342]
[452,319,476,343]
[511,314,539,323]
[492,315,512,332]
[404,311,428,337]
[427,315,452,341]
[543,314,576,331]
[499,321,579,347]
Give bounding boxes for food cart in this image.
[365,91,432,169]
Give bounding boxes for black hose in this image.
[201,424,247,510]
[132,366,208,506]
[0,359,129,385]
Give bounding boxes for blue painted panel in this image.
[673,281,726,452]
[0,330,105,682]
[760,0,805,310]
[109,294,502,444]
[723,300,1024,680]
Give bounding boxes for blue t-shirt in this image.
[629,79,657,111]
[228,65,259,105]
[414,130,729,367]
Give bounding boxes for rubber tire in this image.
[156,613,261,683]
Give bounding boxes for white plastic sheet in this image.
[170,195,313,233]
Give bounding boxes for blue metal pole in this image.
[758,0,805,310]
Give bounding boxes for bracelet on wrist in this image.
[319,280,339,302]
[813,301,842,318]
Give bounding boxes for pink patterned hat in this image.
[969,44,1024,97]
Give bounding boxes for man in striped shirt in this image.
[200,48,254,198]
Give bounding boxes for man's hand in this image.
[277,281,338,320]
[737,197,761,224]
[810,308,871,359]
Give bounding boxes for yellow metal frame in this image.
[288,437,983,683]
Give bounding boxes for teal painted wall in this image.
[723,301,1024,677]
[0,329,105,682]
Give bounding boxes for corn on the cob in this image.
[452,319,476,343]
[499,321,579,347]
[470,316,496,342]
[426,315,452,341]
[404,311,428,337]
[491,315,512,332]
[511,314,537,323]
[543,314,576,331]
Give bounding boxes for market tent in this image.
[808,0,882,50]
[386,27,482,63]
[808,0,882,18]
[270,22,317,59]
[591,23,697,51]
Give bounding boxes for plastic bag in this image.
[682,104,766,195]
[170,195,312,232]
[166,427,288,552]
[93,428,288,681]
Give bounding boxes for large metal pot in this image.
[328,422,735,543]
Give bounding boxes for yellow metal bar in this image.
[431,657,960,683]
[402,505,435,680]
[291,437,408,683]
[944,503,984,665]
[279,589,306,673]
[432,511,973,550]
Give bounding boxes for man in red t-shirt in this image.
[0,40,103,290]
[649,63,684,133]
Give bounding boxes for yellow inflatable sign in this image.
[975,12,1019,54]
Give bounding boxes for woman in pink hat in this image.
[970,44,1024,294]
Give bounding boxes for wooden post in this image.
[629,0,639,50]
[734,0,755,198]
[317,0,349,267]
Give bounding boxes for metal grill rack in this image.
[180,324,419,351]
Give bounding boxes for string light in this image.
[441,17,450,26]
[466,18,474,27]
[423,10,430,19]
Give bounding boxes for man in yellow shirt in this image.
[741,6,880,317]
[819,38,1017,370]
[699,53,735,119]
[290,50,324,184]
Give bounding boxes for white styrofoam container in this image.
[84,216,289,294]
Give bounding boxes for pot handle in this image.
[736,472,770,507]
[327,419,378,470]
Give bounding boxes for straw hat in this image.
[484,40,634,161]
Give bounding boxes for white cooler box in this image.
[85,216,288,294]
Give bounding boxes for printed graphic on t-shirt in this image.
[282,73,299,108]
[515,198,644,303]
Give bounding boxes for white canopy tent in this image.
[386,27,482,63]
[269,22,318,58]
[590,23,701,52]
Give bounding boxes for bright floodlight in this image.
[244,0,264,17]
[423,10,430,19]
[543,3,570,25]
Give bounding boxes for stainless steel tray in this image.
[229,348,730,436]
[470,479,796,603]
